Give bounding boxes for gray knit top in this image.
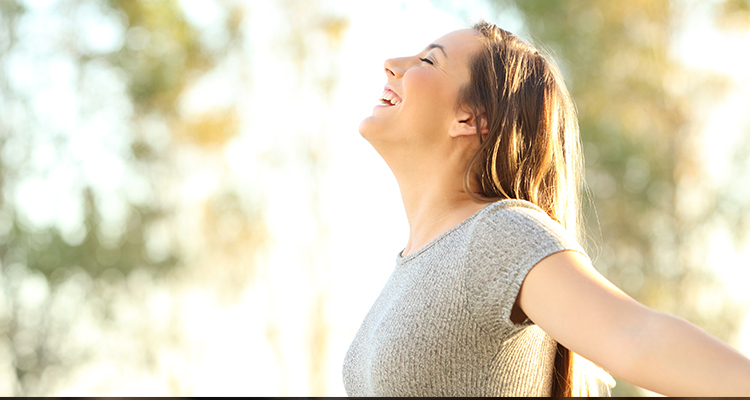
[342,199,589,396]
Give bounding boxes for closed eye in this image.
[419,57,434,65]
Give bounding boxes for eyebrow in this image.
[425,43,447,58]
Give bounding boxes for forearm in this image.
[618,310,750,396]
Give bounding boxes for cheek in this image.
[403,69,457,123]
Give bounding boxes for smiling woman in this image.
[342,20,750,397]
[359,29,482,173]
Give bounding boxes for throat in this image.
[401,198,488,257]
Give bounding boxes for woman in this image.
[342,21,750,396]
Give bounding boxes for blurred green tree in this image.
[0,0,251,395]
[483,0,750,395]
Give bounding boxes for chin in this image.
[358,115,377,142]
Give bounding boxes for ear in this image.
[449,107,488,138]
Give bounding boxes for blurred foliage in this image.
[274,2,349,395]
[0,0,252,395]
[174,108,239,147]
[108,0,212,114]
[717,0,750,29]
[279,0,349,99]
[1,0,350,395]
[484,0,750,395]
[194,189,267,301]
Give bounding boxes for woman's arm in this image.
[517,250,750,396]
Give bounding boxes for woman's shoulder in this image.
[465,199,580,253]
[461,199,588,334]
[471,199,563,231]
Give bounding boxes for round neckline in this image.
[395,199,544,266]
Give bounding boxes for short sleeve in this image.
[464,200,589,337]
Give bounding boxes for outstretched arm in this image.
[517,250,750,396]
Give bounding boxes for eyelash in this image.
[419,57,434,65]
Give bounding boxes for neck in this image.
[391,153,487,257]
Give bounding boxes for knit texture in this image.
[342,199,589,396]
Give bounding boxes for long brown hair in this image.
[460,21,586,396]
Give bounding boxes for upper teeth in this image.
[380,90,401,105]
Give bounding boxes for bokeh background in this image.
[1,0,749,396]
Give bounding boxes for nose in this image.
[384,57,406,79]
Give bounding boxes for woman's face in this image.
[359,29,484,153]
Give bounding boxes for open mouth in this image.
[379,89,402,106]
